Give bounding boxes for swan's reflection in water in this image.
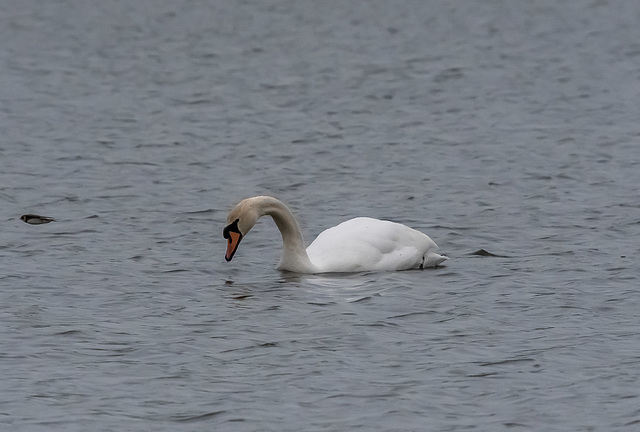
[279,271,399,303]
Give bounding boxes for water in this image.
[1,0,640,430]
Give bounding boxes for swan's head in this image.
[223,198,261,261]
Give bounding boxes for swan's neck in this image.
[260,199,318,273]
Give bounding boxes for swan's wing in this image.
[306,217,444,272]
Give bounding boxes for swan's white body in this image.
[305,217,446,272]
[223,196,447,274]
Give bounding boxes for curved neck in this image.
[257,198,317,273]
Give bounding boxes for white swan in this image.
[223,196,448,273]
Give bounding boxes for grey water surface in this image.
[2,1,640,431]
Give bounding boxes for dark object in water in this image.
[20,214,56,224]
[470,249,507,257]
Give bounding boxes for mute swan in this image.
[223,196,447,273]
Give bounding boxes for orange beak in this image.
[225,231,243,261]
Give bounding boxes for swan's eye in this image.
[223,219,241,239]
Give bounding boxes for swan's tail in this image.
[422,251,448,268]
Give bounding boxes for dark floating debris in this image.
[20,214,56,224]
[470,249,507,258]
